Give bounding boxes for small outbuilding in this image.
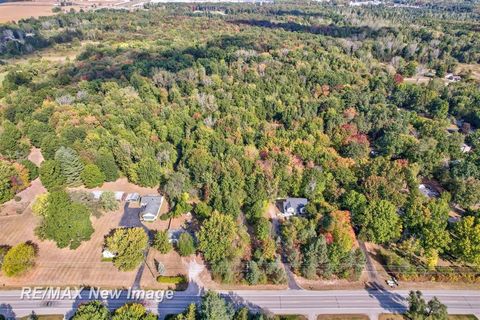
[102,249,116,259]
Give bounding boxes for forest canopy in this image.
[1,0,480,283]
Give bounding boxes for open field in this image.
[0,1,58,23]
[0,173,192,289]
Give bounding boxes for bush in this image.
[177,233,195,257]
[1,242,36,277]
[156,275,188,291]
[156,275,187,284]
[100,191,119,212]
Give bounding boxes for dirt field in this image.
[0,176,193,289]
[0,178,46,217]
[0,202,140,288]
[69,177,161,197]
[0,2,58,23]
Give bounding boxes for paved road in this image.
[1,289,479,319]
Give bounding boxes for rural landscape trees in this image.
[0,0,480,290]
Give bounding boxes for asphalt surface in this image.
[1,288,479,319]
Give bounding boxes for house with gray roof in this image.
[282,198,308,218]
[139,195,164,222]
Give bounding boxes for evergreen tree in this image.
[36,191,94,249]
[39,160,65,191]
[199,291,233,320]
[55,146,84,186]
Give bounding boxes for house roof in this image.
[419,184,439,198]
[126,193,140,202]
[283,198,308,214]
[140,195,163,219]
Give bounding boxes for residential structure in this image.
[282,198,308,217]
[139,195,164,222]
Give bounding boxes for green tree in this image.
[0,161,15,204]
[419,197,451,267]
[81,164,106,188]
[407,290,428,320]
[106,228,148,271]
[152,230,172,254]
[71,301,110,320]
[0,120,28,159]
[20,159,39,181]
[174,304,196,320]
[134,157,161,188]
[39,134,59,160]
[55,146,84,186]
[301,235,328,279]
[36,190,94,249]
[453,178,480,208]
[1,242,36,277]
[427,297,448,320]
[39,160,65,190]
[112,303,156,320]
[199,291,233,320]
[95,149,119,182]
[362,200,402,244]
[194,202,213,220]
[452,216,480,266]
[197,212,240,264]
[246,260,261,285]
[177,232,195,257]
[342,190,368,227]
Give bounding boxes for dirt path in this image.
[27,147,44,167]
